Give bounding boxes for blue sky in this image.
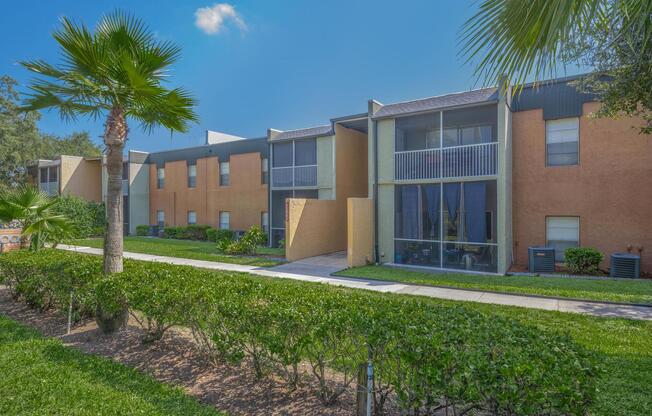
[1,1,583,153]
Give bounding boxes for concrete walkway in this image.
[57,245,652,321]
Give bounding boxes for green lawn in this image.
[71,237,285,267]
[0,315,221,416]
[337,265,652,305]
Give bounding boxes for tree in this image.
[20,11,197,275]
[460,0,652,132]
[0,185,73,251]
[0,76,102,192]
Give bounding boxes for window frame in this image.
[219,211,230,230]
[156,210,165,226]
[219,161,230,186]
[545,117,580,167]
[545,216,580,262]
[261,157,269,184]
[187,210,197,225]
[157,167,165,189]
[187,164,197,188]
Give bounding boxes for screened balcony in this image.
[271,138,318,188]
[394,105,498,181]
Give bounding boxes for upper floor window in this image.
[157,167,164,189]
[188,164,197,188]
[272,142,293,167]
[187,210,197,225]
[396,113,440,151]
[262,158,269,184]
[546,216,579,262]
[220,161,230,186]
[156,210,165,226]
[546,117,579,166]
[219,211,230,229]
[294,139,317,166]
[443,105,497,147]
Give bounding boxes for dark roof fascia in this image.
[372,99,500,120]
[145,137,268,167]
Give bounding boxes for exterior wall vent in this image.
[528,246,555,273]
[610,253,640,279]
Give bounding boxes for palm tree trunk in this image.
[103,106,128,274]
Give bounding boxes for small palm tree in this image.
[20,11,197,273]
[0,186,73,251]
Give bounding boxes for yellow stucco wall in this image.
[347,198,373,267]
[60,156,102,202]
[285,198,343,262]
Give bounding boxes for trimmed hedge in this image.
[0,249,599,414]
[135,225,150,236]
[162,225,211,240]
[565,247,604,274]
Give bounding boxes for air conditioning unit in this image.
[528,246,555,273]
[610,253,640,279]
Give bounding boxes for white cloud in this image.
[194,3,246,35]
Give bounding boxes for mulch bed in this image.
[0,286,359,416]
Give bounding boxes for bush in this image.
[220,225,266,255]
[565,247,604,274]
[136,225,150,236]
[52,195,105,238]
[162,225,211,240]
[215,229,235,243]
[0,250,600,414]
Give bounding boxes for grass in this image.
[337,264,652,305]
[70,236,285,267]
[0,315,221,416]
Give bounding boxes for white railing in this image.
[271,165,317,188]
[395,142,498,180]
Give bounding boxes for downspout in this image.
[373,119,380,264]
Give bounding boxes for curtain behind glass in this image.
[396,185,419,239]
[464,182,487,243]
[421,184,440,240]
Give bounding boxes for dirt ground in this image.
[0,287,359,416]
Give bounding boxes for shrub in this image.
[0,250,599,414]
[136,225,150,236]
[565,247,604,274]
[215,229,235,243]
[221,225,265,255]
[52,195,105,238]
[206,227,217,242]
[162,225,211,240]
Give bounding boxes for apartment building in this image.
[267,115,368,256]
[147,136,269,232]
[29,155,103,201]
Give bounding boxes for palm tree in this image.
[20,11,197,273]
[0,186,73,251]
[460,0,652,89]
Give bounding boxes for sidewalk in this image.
[57,245,652,321]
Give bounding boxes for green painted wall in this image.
[377,184,395,263]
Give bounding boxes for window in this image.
[220,161,230,186]
[546,118,579,166]
[156,210,165,226]
[262,158,268,184]
[442,105,497,147]
[546,217,579,262]
[39,166,58,195]
[395,113,440,151]
[219,211,230,229]
[261,212,269,232]
[157,167,165,189]
[187,211,197,225]
[188,164,197,188]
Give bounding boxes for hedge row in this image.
[0,249,599,414]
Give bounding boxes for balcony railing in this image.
[271,165,317,188]
[395,142,498,181]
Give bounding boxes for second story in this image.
[28,155,103,202]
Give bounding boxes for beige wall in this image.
[285,198,344,261]
[60,156,102,202]
[512,102,652,272]
[347,198,373,267]
[149,152,267,230]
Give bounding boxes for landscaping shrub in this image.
[162,225,211,240]
[0,249,600,414]
[136,225,150,236]
[565,247,604,274]
[52,195,105,238]
[220,225,266,255]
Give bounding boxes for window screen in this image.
[188,164,196,188]
[294,139,316,166]
[219,211,230,229]
[395,113,440,151]
[187,211,197,225]
[273,142,293,167]
[220,162,230,186]
[157,167,164,189]
[546,216,579,261]
[546,118,579,166]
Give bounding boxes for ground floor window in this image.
[546,216,579,262]
[261,212,269,233]
[187,211,197,225]
[219,211,230,230]
[156,210,165,227]
[394,180,497,272]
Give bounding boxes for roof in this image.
[146,137,268,167]
[272,125,333,141]
[373,87,500,119]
